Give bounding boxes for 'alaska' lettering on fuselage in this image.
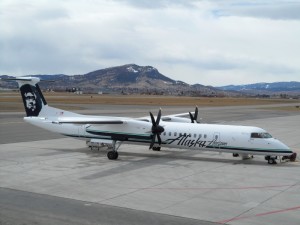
[166,134,228,149]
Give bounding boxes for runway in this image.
[0,104,300,225]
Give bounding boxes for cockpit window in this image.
[251,132,272,139]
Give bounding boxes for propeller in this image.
[189,106,199,123]
[149,108,165,149]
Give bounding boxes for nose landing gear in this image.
[265,153,297,164]
[265,155,277,164]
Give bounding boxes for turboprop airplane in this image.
[5,77,297,164]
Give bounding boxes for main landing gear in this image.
[152,146,161,151]
[107,140,121,160]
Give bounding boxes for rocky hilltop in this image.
[3,64,298,97]
[0,64,224,96]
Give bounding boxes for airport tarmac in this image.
[0,104,300,225]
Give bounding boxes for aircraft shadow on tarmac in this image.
[39,146,298,180]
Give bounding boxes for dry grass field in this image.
[0,91,299,112]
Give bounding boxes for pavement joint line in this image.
[133,183,300,191]
[217,205,300,224]
[216,180,300,224]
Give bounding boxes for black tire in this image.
[268,158,276,164]
[107,151,118,160]
[153,147,161,151]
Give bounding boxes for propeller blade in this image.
[150,112,156,126]
[156,108,162,125]
[157,134,162,145]
[149,135,155,149]
[189,106,199,123]
[149,109,164,149]
[194,106,198,121]
[189,112,194,123]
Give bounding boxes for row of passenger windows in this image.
[162,132,208,139]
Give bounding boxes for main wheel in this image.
[107,151,118,160]
[152,147,161,151]
[268,158,276,164]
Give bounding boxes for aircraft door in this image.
[78,125,86,137]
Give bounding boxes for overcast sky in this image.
[1,0,300,86]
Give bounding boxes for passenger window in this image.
[174,132,177,136]
[169,132,171,136]
[163,132,166,136]
[204,134,207,139]
[194,134,197,138]
[199,134,202,138]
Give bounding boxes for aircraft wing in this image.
[138,107,200,124]
[57,116,125,124]
[164,106,200,123]
[57,116,154,128]
[138,113,191,123]
[56,116,154,142]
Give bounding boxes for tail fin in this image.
[5,77,46,117]
[4,77,80,118]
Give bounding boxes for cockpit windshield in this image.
[251,132,273,139]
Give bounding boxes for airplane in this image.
[4,77,297,164]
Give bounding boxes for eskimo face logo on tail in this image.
[20,84,42,116]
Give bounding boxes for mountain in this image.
[0,64,224,96]
[2,66,299,96]
[217,82,300,95]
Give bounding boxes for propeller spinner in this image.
[149,109,165,149]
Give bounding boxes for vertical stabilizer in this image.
[3,77,46,117]
[18,78,46,117]
[4,77,81,118]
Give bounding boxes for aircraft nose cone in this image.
[275,139,293,153]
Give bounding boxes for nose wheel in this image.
[265,156,277,164]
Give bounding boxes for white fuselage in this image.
[24,114,293,157]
